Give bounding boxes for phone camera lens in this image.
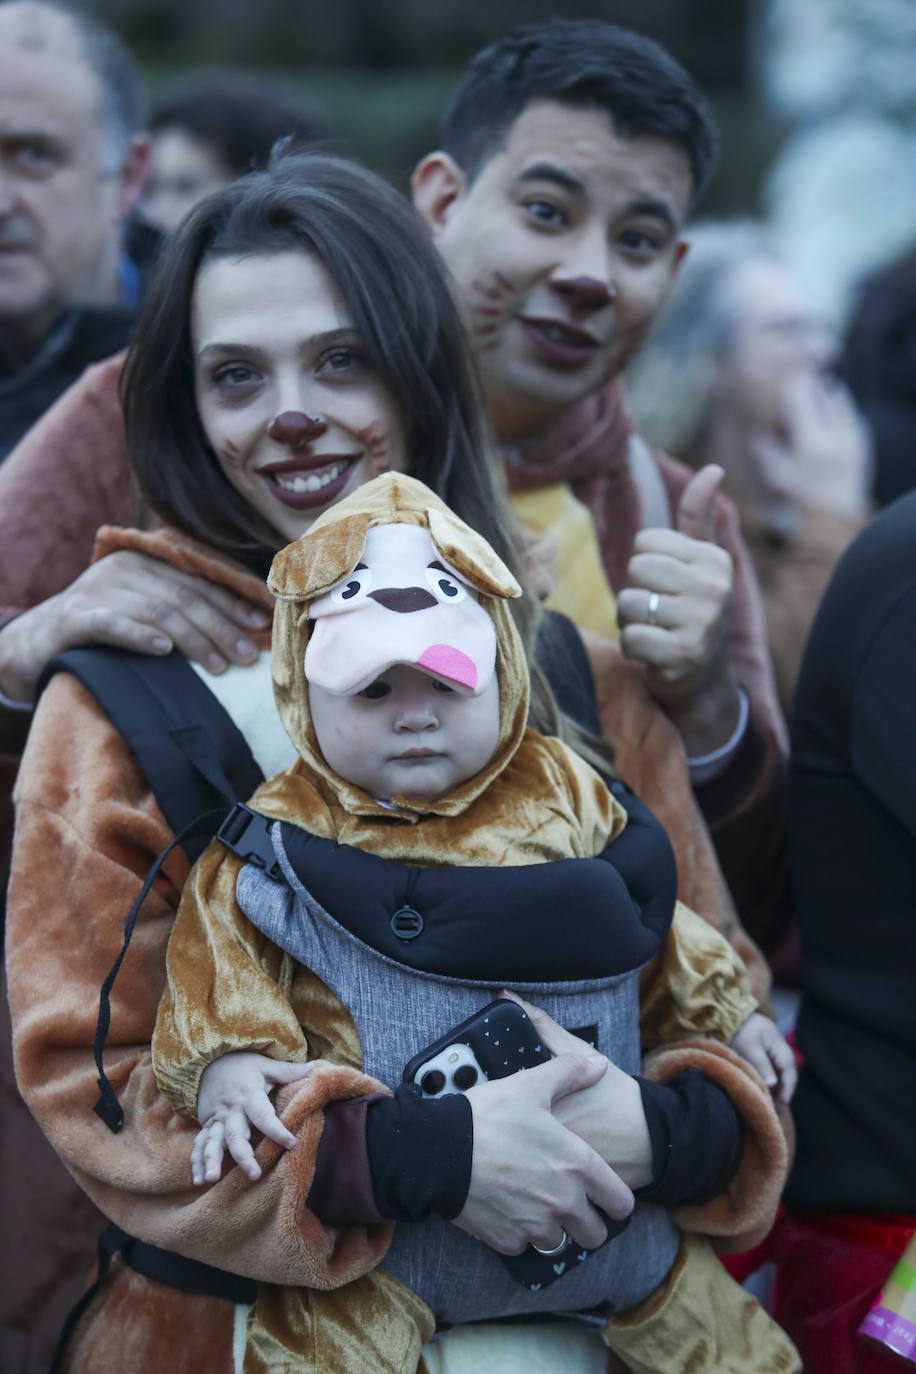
[453,1065,478,1090]
[421,1069,446,1095]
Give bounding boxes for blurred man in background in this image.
[0,0,151,461]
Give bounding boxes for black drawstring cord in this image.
[93,808,229,1133]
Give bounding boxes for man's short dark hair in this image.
[442,19,717,212]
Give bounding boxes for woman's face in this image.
[192,249,406,544]
[715,257,836,531]
[719,257,835,437]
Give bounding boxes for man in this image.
[0,7,155,1366]
[410,21,787,935]
[0,0,152,460]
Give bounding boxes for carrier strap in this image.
[38,647,266,1130]
[38,646,265,862]
[49,1222,257,1373]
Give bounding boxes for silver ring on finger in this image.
[531,1229,568,1256]
[646,590,661,626]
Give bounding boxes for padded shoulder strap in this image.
[536,609,602,737]
[38,647,264,862]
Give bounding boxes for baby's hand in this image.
[729,1012,797,1104]
[192,1052,314,1185]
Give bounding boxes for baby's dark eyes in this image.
[361,680,391,700]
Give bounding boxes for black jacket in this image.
[0,218,162,464]
[787,490,916,1212]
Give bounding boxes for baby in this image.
[153,472,798,1374]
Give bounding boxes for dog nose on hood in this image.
[369,587,438,613]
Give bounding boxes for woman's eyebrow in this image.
[197,342,260,361]
[197,328,359,362]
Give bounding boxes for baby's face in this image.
[309,663,500,803]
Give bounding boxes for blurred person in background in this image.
[145,70,328,232]
[844,239,916,509]
[0,5,151,1364]
[0,0,153,461]
[624,220,871,726]
[771,487,916,1373]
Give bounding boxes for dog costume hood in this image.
[266,472,529,818]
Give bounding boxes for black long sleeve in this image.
[365,1085,473,1222]
[636,1070,742,1207]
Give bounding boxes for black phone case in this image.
[403,999,629,1292]
[402,999,549,1093]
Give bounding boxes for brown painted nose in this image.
[369,587,438,613]
[266,411,328,447]
[552,276,614,310]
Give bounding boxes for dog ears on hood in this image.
[266,474,522,607]
[426,508,521,601]
[268,512,371,606]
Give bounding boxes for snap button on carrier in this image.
[391,906,424,940]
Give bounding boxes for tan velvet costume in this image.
[150,476,797,1372]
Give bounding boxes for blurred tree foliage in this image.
[93,0,780,213]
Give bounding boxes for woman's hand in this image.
[193,1052,314,1185]
[504,992,654,1190]
[453,1050,634,1255]
[0,550,269,703]
[751,369,871,522]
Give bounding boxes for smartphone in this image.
[402,999,628,1292]
[402,998,549,1097]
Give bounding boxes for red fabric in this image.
[770,1209,915,1373]
[719,1206,783,1283]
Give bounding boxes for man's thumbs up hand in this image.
[616,464,741,753]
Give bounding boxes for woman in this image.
[6,157,788,1373]
[624,219,870,725]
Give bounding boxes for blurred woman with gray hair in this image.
[624,220,871,720]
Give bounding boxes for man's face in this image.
[0,14,130,360]
[415,100,692,441]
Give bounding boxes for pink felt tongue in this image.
[417,644,478,690]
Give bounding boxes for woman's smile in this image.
[257,452,362,510]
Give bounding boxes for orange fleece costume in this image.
[8,510,787,1374]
